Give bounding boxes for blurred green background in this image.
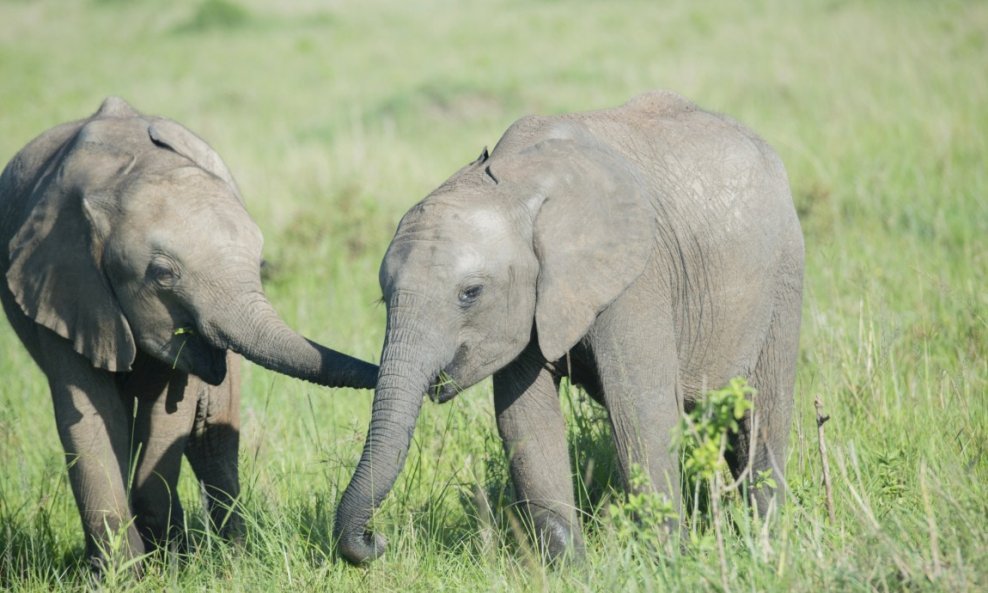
[0,0,985,591]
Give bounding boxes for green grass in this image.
[0,0,985,590]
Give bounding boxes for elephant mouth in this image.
[428,370,461,404]
[165,329,227,385]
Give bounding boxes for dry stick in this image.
[814,397,836,524]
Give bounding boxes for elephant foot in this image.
[203,489,244,544]
[84,536,146,581]
[134,504,188,554]
[215,512,245,545]
[532,510,585,564]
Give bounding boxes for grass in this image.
[0,0,986,590]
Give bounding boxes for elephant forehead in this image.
[381,235,490,293]
[463,207,514,240]
[127,172,255,235]
[409,201,512,241]
[395,204,509,253]
[125,194,262,262]
[383,236,470,272]
[381,201,517,290]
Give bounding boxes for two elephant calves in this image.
[0,91,803,569]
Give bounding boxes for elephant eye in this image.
[146,259,179,287]
[458,284,483,306]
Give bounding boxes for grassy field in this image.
[0,0,985,590]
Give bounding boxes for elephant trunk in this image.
[334,293,443,563]
[206,290,378,390]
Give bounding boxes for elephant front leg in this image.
[590,290,683,533]
[493,345,584,563]
[185,353,242,542]
[127,355,198,550]
[37,332,145,572]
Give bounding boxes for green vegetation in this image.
[0,0,985,590]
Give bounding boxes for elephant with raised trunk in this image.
[334,91,803,563]
[0,97,378,570]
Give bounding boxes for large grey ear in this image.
[6,140,137,372]
[521,140,656,362]
[147,118,242,199]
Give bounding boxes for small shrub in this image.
[676,377,755,485]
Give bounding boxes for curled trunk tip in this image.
[335,525,387,564]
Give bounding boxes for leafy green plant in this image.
[606,463,677,551]
[676,377,754,485]
[674,377,764,592]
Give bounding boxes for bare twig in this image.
[814,397,836,524]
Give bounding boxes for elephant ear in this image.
[519,139,656,362]
[6,136,137,372]
[147,118,242,201]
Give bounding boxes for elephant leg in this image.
[36,330,144,570]
[185,352,242,541]
[727,291,801,516]
[125,354,197,549]
[494,344,584,562]
[589,287,682,524]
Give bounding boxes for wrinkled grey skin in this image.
[0,97,378,570]
[334,91,804,564]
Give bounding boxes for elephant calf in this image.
[0,97,378,571]
[334,90,804,563]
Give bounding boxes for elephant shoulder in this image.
[618,90,699,119]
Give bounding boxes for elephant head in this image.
[334,136,656,563]
[6,97,377,389]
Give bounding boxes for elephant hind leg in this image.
[726,290,801,517]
